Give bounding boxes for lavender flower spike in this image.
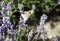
[6,2,12,10]
[36,14,48,41]
[19,18,26,27]
[2,17,10,23]
[28,29,34,41]
[1,6,7,17]
[18,3,24,13]
[40,14,47,41]
[40,14,48,22]
[0,26,3,40]
[1,1,7,17]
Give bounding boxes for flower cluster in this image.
[0,1,12,17]
[36,14,48,41]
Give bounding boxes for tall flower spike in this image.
[36,14,48,41]
[28,29,34,41]
[40,14,48,21]
[6,2,13,14]
[40,14,47,41]
[7,29,17,41]
[37,14,48,33]
[6,2,12,10]
[2,17,13,29]
[1,6,7,17]
[18,3,24,13]
[2,17,10,23]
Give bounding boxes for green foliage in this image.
[40,0,57,13]
[18,0,57,13]
[1,0,57,13]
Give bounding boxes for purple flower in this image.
[5,37,13,41]
[9,24,14,30]
[18,3,24,13]
[1,6,7,17]
[19,19,26,27]
[36,14,48,41]
[58,0,60,5]
[0,1,7,17]
[2,17,10,23]
[18,3,23,10]
[6,2,12,10]
[0,27,3,35]
[2,17,13,29]
[28,29,34,41]
[41,14,48,21]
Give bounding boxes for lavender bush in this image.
[0,0,60,41]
